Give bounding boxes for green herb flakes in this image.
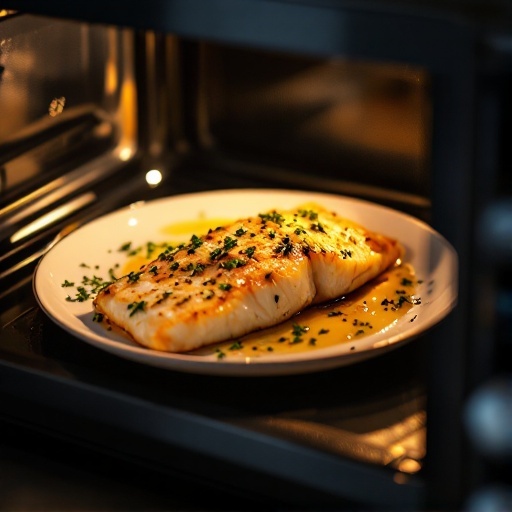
[127,300,146,316]
[92,312,104,323]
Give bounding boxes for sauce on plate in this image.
[192,263,420,359]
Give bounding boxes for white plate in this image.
[34,189,458,376]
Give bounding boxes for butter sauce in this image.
[192,263,419,359]
[117,218,420,360]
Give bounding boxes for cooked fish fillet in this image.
[277,203,403,303]
[94,203,402,352]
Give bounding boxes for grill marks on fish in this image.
[94,203,402,352]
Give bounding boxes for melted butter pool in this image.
[192,263,419,359]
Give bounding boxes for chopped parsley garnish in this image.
[108,267,119,281]
[290,323,309,344]
[219,283,232,291]
[92,312,104,323]
[259,212,284,225]
[274,239,293,256]
[185,263,205,276]
[210,248,223,260]
[127,271,143,283]
[190,234,203,249]
[298,209,318,221]
[310,222,326,233]
[219,258,246,270]
[65,272,113,302]
[156,291,172,304]
[242,246,256,258]
[223,236,238,251]
[65,286,90,302]
[187,235,203,254]
[145,241,157,259]
[127,300,146,316]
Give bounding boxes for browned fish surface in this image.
[94,203,402,352]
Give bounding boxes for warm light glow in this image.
[119,147,133,161]
[10,193,96,243]
[145,169,162,186]
[128,217,138,227]
[397,458,422,474]
[390,445,406,458]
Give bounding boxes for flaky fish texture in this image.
[94,203,402,352]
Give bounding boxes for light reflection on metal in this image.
[10,192,96,243]
[397,458,422,474]
[105,29,119,95]
[145,169,162,187]
[0,151,130,229]
[390,445,406,458]
[49,96,66,117]
[0,221,82,284]
[118,146,133,161]
[262,409,425,470]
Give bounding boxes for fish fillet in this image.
[94,203,402,352]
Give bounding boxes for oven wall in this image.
[200,43,431,198]
[0,13,137,202]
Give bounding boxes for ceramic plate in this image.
[33,189,457,376]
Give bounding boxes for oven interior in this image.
[0,3,510,510]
